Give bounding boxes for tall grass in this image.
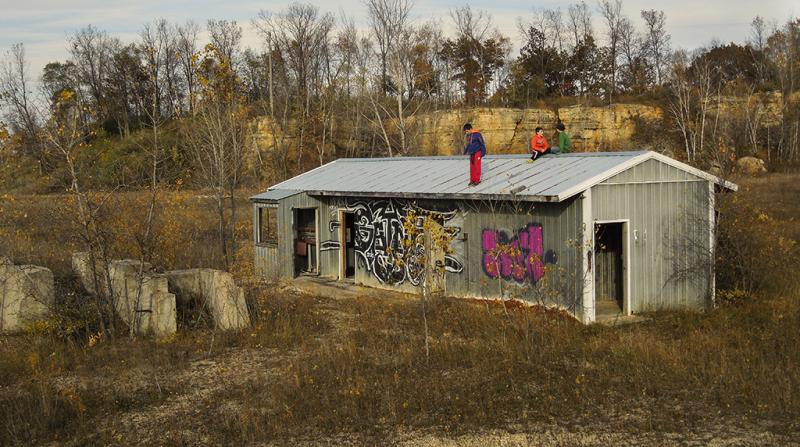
[211,293,799,442]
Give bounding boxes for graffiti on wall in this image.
[482,223,557,283]
[323,199,464,285]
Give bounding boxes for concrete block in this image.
[108,260,176,337]
[71,252,110,296]
[0,260,55,332]
[166,268,250,331]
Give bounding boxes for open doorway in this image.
[294,208,318,276]
[594,222,626,316]
[340,211,356,279]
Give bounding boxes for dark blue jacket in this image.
[464,130,487,157]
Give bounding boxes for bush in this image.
[716,190,798,295]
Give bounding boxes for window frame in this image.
[256,205,279,247]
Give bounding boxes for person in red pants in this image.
[463,123,487,186]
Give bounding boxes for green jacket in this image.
[558,131,572,153]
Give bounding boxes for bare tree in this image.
[567,1,593,48]
[177,20,200,115]
[182,45,249,269]
[255,3,334,170]
[365,0,413,94]
[668,51,716,162]
[0,43,45,170]
[599,0,624,98]
[618,16,650,93]
[39,84,118,335]
[542,8,567,54]
[641,9,671,85]
[207,19,243,69]
[69,25,114,118]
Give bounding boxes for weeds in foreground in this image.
[0,286,327,445]
[214,293,800,442]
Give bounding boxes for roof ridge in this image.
[336,151,649,162]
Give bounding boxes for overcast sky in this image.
[0,0,797,76]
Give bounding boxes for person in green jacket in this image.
[551,122,572,154]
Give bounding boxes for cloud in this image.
[0,0,796,78]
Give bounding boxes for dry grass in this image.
[0,285,328,445]
[207,293,800,443]
[0,190,255,276]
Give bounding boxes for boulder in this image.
[737,156,767,176]
[166,269,250,331]
[0,260,54,332]
[108,260,176,337]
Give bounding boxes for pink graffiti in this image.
[482,224,545,283]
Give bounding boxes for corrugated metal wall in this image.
[254,194,585,315]
[592,159,712,312]
[449,198,584,316]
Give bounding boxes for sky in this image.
[0,0,797,78]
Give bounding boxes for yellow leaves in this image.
[58,89,75,103]
[87,331,104,347]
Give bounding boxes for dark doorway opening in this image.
[294,208,317,276]
[595,222,624,315]
[342,212,356,279]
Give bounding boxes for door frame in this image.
[337,209,354,281]
[593,219,631,316]
[292,207,319,275]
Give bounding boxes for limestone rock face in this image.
[166,269,250,331]
[0,259,54,332]
[411,107,558,155]
[108,260,176,337]
[737,156,767,176]
[558,103,662,151]
[250,104,663,162]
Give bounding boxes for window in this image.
[258,206,278,245]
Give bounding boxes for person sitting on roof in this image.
[529,127,549,162]
[463,123,487,186]
[551,121,572,154]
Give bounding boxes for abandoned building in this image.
[250,151,737,323]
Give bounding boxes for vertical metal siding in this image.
[593,161,711,312]
[450,197,583,315]
[250,192,326,280]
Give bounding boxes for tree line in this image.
[1,0,799,188]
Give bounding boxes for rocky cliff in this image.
[409,104,662,155]
[251,103,664,160]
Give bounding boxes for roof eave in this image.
[307,190,561,203]
[648,152,738,191]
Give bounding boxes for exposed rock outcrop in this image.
[250,104,663,160]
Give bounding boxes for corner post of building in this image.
[708,180,716,307]
[581,188,595,323]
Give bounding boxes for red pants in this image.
[470,153,482,183]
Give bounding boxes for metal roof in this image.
[255,151,736,203]
[250,189,302,202]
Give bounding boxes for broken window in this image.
[258,206,278,245]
